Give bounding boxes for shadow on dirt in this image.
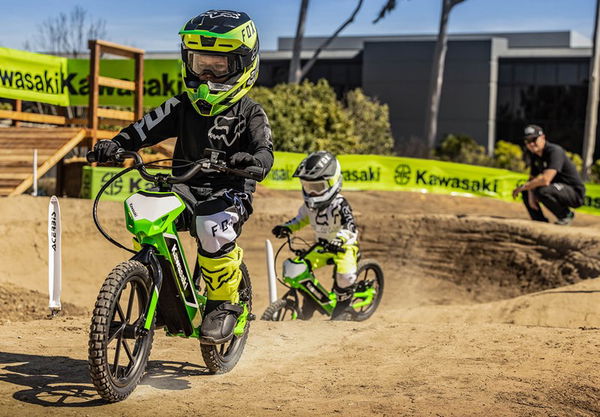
[0,351,210,406]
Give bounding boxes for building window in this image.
[496,58,591,156]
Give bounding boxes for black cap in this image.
[524,124,544,139]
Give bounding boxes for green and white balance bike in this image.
[261,235,384,321]
[86,148,263,402]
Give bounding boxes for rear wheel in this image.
[261,298,301,321]
[350,259,384,321]
[200,263,252,374]
[88,261,154,402]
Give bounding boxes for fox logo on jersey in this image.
[208,115,247,147]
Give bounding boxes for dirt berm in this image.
[1,189,600,416]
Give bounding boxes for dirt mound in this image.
[2,192,600,316]
[361,214,600,301]
[0,282,88,324]
[2,190,600,415]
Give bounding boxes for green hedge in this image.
[250,79,394,155]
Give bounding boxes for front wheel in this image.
[88,260,154,402]
[200,262,252,374]
[350,259,384,321]
[261,298,302,321]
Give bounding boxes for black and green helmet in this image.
[179,10,260,116]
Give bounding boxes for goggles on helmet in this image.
[301,179,332,196]
[186,50,240,79]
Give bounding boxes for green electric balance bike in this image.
[261,235,384,321]
[86,148,264,402]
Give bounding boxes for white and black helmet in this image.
[293,151,342,210]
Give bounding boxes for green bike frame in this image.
[281,253,376,317]
[124,190,249,338]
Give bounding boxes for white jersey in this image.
[284,194,358,244]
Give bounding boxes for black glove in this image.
[229,152,259,168]
[93,140,120,163]
[272,225,291,238]
[328,238,345,253]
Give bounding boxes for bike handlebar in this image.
[86,149,266,182]
[279,235,346,258]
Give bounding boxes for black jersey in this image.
[529,142,585,197]
[113,93,274,193]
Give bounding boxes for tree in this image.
[251,80,393,155]
[289,0,310,83]
[493,141,527,172]
[434,134,492,166]
[375,0,467,149]
[581,0,600,180]
[251,80,359,153]
[26,5,107,57]
[289,0,365,84]
[345,89,394,154]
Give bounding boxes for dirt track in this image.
[1,190,600,416]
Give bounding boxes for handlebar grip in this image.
[86,151,98,163]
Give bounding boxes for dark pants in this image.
[522,183,584,222]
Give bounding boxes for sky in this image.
[0,0,597,53]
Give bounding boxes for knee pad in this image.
[335,271,357,289]
[198,246,243,303]
[195,198,241,255]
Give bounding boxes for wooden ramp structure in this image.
[0,40,145,197]
[0,127,87,196]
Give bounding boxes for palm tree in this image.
[289,0,365,84]
[375,0,467,148]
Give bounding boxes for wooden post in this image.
[56,157,64,196]
[134,53,144,120]
[12,100,21,127]
[88,40,100,149]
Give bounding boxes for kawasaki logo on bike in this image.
[170,242,189,291]
[128,202,138,218]
[303,280,331,304]
[164,235,198,307]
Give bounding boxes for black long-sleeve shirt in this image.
[113,94,274,194]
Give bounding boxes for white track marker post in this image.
[265,239,278,304]
[32,149,38,196]
[48,196,62,317]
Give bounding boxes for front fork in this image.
[131,242,252,339]
[130,245,163,334]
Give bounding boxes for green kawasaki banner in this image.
[81,152,600,215]
[67,59,181,107]
[0,47,70,106]
[0,47,182,107]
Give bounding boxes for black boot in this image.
[331,285,355,321]
[200,300,243,345]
